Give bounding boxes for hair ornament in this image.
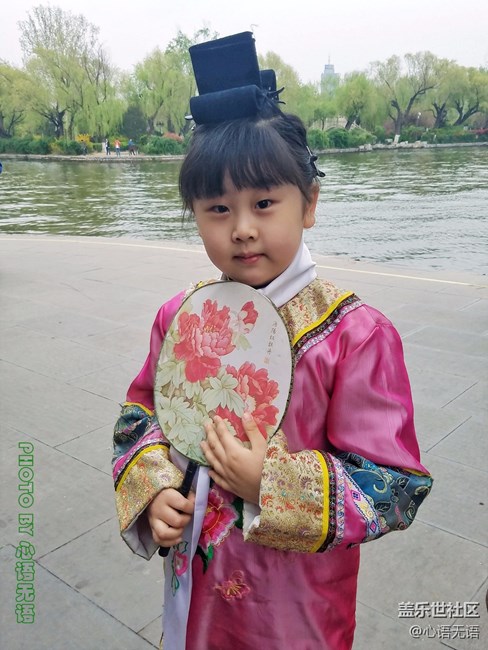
[306,146,326,178]
[187,32,282,125]
[186,32,325,180]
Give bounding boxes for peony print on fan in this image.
[154,282,292,465]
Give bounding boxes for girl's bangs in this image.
[226,139,301,192]
[181,122,303,203]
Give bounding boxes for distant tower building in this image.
[321,58,340,94]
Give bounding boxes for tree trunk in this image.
[344,117,358,131]
[453,104,479,125]
[67,112,75,140]
[0,112,7,137]
[54,113,65,138]
[52,109,66,138]
[390,100,404,138]
[393,115,403,139]
[433,102,448,129]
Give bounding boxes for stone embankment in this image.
[1,140,487,163]
[0,152,185,163]
[316,140,488,155]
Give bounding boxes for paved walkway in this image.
[1,235,486,649]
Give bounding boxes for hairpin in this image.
[306,146,326,178]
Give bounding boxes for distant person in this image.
[128,138,135,155]
[111,32,433,650]
[104,138,110,155]
[114,139,121,157]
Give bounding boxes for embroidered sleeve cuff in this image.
[337,451,433,544]
[243,431,332,552]
[115,445,184,556]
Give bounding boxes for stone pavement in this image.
[1,235,486,650]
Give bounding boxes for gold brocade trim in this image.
[310,450,330,552]
[290,292,354,347]
[115,446,184,532]
[278,278,354,347]
[405,468,432,477]
[116,444,165,492]
[122,401,154,416]
[245,431,327,553]
[187,278,356,357]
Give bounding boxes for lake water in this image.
[1,146,487,274]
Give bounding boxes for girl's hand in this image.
[147,488,195,547]
[201,413,267,504]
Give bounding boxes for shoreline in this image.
[1,233,486,287]
[1,140,487,163]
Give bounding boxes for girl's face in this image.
[193,176,318,288]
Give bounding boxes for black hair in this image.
[179,103,320,214]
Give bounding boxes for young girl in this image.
[112,36,432,650]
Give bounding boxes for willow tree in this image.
[76,51,126,139]
[165,28,217,134]
[289,82,319,128]
[131,49,177,134]
[18,4,119,138]
[424,58,457,129]
[0,63,33,137]
[449,66,488,125]
[129,28,217,136]
[372,52,440,142]
[258,52,303,117]
[336,72,376,130]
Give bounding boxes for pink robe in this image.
[112,278,432,650]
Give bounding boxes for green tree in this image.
[258,52,303,116]
[120,104,147,140]
[165,28,217,133]
[76,55,126,139]
[314,67,340,130]
[449,66,488,125]
[0,63,32,137]
[313,95,339,130]
[128,28,217,136]
[425,58,457,128]
[131,48,179,134]
[372,52,440,141]
[336,72,375,130]
[293,82,320,128]
[18,5,119,139]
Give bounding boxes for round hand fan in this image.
[154,280,293,556]
[154,281,293,464]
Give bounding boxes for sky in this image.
[1,0,487,82]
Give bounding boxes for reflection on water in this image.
[1,147,487,273]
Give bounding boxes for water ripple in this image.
[1,149,487,274]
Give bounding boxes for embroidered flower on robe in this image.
[215,362,279,440]
[199,487,238,553]
[214,570,251,602]
[170,541,190,594]
[173,548,189,576]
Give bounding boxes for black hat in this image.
[188,32,280,124]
